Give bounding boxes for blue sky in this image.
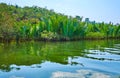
[0,0,120,24]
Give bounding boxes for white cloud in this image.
[51,69,111,78]
[9,75,25,78]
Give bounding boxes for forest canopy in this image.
[0,3,120,42]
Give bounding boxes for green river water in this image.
[0,40,120,78]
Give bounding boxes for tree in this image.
[75,16,83,22]
[0,12,16,41]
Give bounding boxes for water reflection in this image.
[9,76,24,78]
[0,40,120,78]
[51,69,111,78]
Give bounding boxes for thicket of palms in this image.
[0,3,120,41]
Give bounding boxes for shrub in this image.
[40,30,57,40]
[86,32,105,38]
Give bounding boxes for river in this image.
[0,40,120,78]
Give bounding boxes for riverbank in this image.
[0,3,120,43]
[0,37,120,43]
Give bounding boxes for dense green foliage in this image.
[0,3,120,41]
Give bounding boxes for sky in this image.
[0,0,120,24]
